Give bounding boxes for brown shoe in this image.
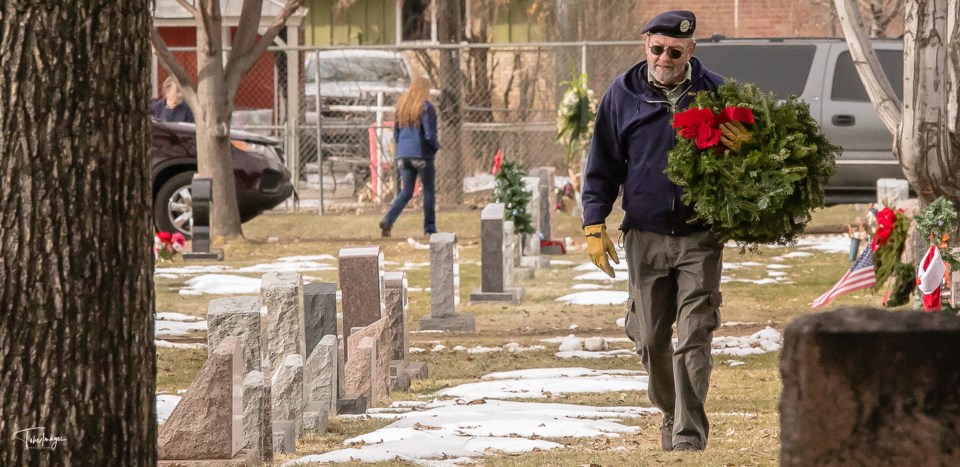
[379,221,391,238]
[660,415,674,451]
[673,442,703,452]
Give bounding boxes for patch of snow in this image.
[573,271,628,282]
[156,395,181,425]
[721,321,758,327]
[616,317,626,327]
[481,368,643,380]
[771,251,815,261]
[584,337,608,351]
[503,342,546,353]
[431,344,447,352]
[235,261,336,273]
[767,271,788,277]
[399,262,431,271]
[555,349,636,359]
[155,273,180,279]
[437,371,648,399]
[726,360,746,367]
[571,283,612,290]
[766,264,791,269]
[796,235,850,254]
[407,238,431,250]
[409,347,426,354]
[278,254,336,262]
[284,399,657,465]
[548,260,576,266]
[156,340,206,349]
[155,265,230,275]
[557,335,583,352]
[156,312,203,322]
[710,326,782,356]
[178,274,261,296]
[155,318,208,338]
[556,291,629,305]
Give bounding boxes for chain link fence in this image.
[161,41,648,213]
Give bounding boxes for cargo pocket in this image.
[624,298,638,344]
[708,291,723,332]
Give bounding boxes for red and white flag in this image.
[917,245,945,312]
[812,248,876,308]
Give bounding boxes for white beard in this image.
[652,65,684,86]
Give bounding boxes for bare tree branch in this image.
[834,0,902,133]
[230,0,264,64]
[174,0,199,17]
[224,0,303,97]
[197,0,222,56]
[149,27,199,110]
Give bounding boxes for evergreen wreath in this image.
[872,208,914,307]
[914,197,960,267]
[665,80,839,250]
[493,160,535,235]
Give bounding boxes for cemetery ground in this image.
[155,204,877,466]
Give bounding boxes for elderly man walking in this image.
[581,10,748,452]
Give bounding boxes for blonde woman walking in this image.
[379,76,439,237]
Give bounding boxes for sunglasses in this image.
[649,44,686,59]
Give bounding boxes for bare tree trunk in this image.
[0,1,156,465]
[437,0,465,205]
[898,0,958,203]
[196,1,244,239]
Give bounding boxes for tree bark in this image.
[437,0,466,205]
[196,0,244,239]
[897,0,957,203]
[0,1,156,465]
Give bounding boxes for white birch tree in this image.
[834,0,960,205]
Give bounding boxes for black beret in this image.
[640,10,696,38]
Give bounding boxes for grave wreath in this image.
[665,80,839,251]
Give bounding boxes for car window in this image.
[306,57,408,83]
[831,50,903,102]
[693,45,816,98]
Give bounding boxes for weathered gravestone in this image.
[207,296,261,374]
[344,335,378,406]
[303,282,337,356]
[470,203,524,304]
[158,337,244,460]
[529,166,555,242]
[348,319,391,406]
[261,272,305,373]
[383,271,412,391]
[183,177,224,261]
[521,175,542,257]
[338,246,384,362]
[271,354,304,437]
[421,232,475,331]
[305,334,338,417]
[877,178,911,206]
[241,370,271,462]
[780,307,960,466]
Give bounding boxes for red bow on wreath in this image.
[673,106,755,150]
[871,207,898,251]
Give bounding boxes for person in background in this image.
[581,10,750,452]
[379,76,439,237]
[151,76,194,123]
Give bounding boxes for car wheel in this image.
[154,171,196,239]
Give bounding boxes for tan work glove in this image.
[719,120,752,153]
[584,224,619,278]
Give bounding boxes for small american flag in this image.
[812,247,876,308]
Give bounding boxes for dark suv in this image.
[151,120,293,236]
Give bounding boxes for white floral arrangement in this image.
[556,73,596,165]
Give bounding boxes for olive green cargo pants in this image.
[623,229,723,450]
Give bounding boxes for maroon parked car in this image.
[151,120,294,236]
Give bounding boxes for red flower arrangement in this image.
[155,231,186,262]
[672,106,755,150]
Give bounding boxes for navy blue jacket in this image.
[394,102,439,159]
[581,57,724,235]
[151,99,195,123]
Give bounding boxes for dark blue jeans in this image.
[382,158,436,233]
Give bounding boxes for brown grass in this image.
[157,204,883,466]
